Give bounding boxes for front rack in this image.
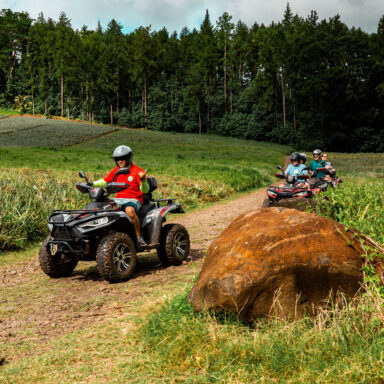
[48,209,118,224]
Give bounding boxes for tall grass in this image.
[314,179,384,244]
[128,287,384,383]
[0,166,259,251]
[0,168,86,250]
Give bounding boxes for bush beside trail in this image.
[312,178,384,245]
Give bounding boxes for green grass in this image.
[0,107,21,116]
[0,120,289,250]
[324,152,384,178]
[313,179,384,244]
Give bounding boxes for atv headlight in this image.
[294,191,308,197]
[267,190,277,197]
[79,217,109,228]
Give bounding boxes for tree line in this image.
[1,5,384,152]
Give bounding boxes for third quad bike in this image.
[39,168,190,283]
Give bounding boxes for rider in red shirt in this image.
[93,145,149,246]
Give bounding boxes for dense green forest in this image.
[1,5,384,152]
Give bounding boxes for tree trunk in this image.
[32,90,35,116]
[116,69,119,114]
[198,111,201,135]
[9,54,16,78]
[61,75,64,117]
[230,85,233,117]
[144,76,147,128]
[141,89,144,116]
[110,103,113,125]
[224,41,227,113]
[45,100,47,115]
[86,84,89,122]
[67,96,70,118]
[207,90,210,134]
[90,94,94,124]
[281,71,286,127]
[81,86,84,122]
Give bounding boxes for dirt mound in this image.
[189,207,367,321]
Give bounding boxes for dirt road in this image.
[0,187,268,361]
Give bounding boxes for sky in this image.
[1,0,383,34]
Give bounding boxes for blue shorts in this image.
[114,198,142,212]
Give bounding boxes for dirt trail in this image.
[0,186,268,361]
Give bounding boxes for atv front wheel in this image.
[262,198,270,208]
[96,232,137,283]
[39,236,78,278]
[157,224,190,266]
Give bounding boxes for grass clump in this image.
[0,166,257,251]
[0,168,87,250]
[134,288,384,383]
[314,179,384,244]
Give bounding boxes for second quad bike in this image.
[39,168,190,283]
[265,166,312,206]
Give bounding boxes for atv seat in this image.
[137,176,157,219]
[142,176,157,205]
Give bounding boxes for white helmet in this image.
[113,145,132,166]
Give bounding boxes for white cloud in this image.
[1,0,383,33]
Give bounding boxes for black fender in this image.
[141,203,184,245]
[108,215,137,247]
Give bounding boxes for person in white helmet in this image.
[93,145,149,246]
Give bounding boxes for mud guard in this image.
[142,203,184,245]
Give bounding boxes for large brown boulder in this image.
[189,207,367,321]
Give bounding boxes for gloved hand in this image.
[93,179,107,188]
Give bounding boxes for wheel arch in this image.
[108,217,137,247]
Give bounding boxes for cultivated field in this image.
[0,116,118,147]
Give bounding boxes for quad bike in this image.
[265,165,312,206]
[327,169,343,188]
[39,168,190,283]
[307,167,330,195]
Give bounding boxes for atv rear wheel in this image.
[96,232,137,283]
[157,224,190,266]
[39,236,78,278]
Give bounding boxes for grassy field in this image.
[0,116,383,383]
[0,117,289,250]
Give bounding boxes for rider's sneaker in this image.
[137,236,147,247]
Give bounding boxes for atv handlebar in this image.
[75,182,129,195]
[274,172,309,181]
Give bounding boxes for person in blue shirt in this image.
[281,152,309,187]
[285,152,307,179]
